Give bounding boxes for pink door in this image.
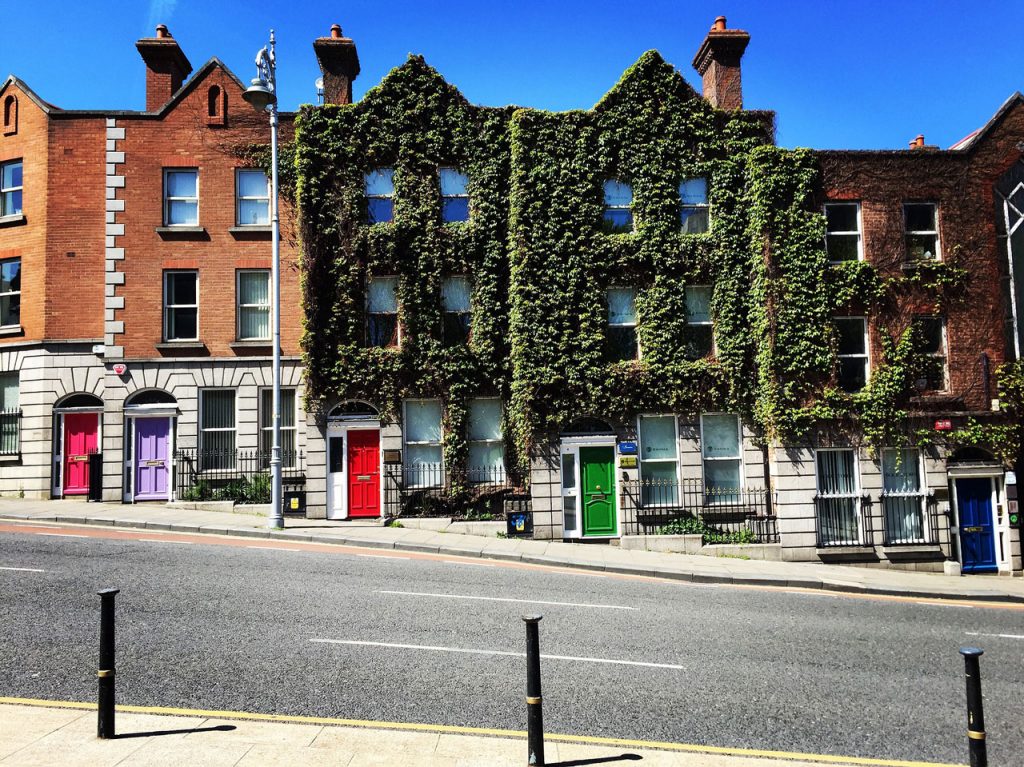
[63,413,99,495]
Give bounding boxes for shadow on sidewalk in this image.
[115,724,237,739]
[550,754,642,766]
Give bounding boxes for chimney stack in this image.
[136,25,192,112]
[691,16,750,111]
[313,24,360,105]
[909,134,925,149]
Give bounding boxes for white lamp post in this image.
[242,31,283,529]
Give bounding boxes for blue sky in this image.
[3,1,1023,149]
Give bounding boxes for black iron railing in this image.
[815,495,873,547]
[173,448,305,503]
[0,409,20,456]
[882,492,939,546]
[383,463,519,519]
[619,477,778,544]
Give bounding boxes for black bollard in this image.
[97,588,119,739]
[523,614,544,767]
[960,647,987,767]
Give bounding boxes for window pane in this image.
[916,318,944,354]
[1,259,20,293]
[679,178,707,205]
[838,358,867,392]
[239,307,269,339]
[608,327,637,361]
[237,170,268,197]
[167,200,198,225]
[367,198,393,224]
[641,461,679,505]
[202,391,235,430]
[685,286,711,324]
[279,389,296,428]
[816,450,856,494]
[882,449,920,493]
[603,180,632,207]
[681,207,709,234]
[405,400,441,443]
[639,415,676,461]
[468,399,501,441]
[2,162,21,189]
[202,430,236,462]
[238,199,269,225]
[905,203,935,231]
[826,204,858,232]
[0,373,17,410]
[168,307,197,340]
[705,460,740,493]
[836,318,866,355]
[368,316,398,347]
[167,272,196,305]
[442,197,469,222]
[826,234,859,262]
[442,276,471,313]
[906,234,937,260]
[364,169,394,196]
[701,414,740,459]
[818,496,859,545]
[683,325,713,360]
[607,287,637,325]
[406,444,442,468]
[561,453,575,489]
[239,272,269,305]
[603,208,632,231]
[366,277,398,312]
[440,168,468,196]
[443,312,471,345]
[166,170,197,197]
[468,443,504,473]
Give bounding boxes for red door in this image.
[64,413,99,496]
[347,430,380,518]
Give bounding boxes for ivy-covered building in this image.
[296,18,1022,575]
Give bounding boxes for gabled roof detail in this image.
[358,54,470,113]
[0,75,61,114]
[949,91,1024,151]
[593,50,700,113]
[154,57,247,115]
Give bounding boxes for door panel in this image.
[347,430,380,518]
[134,418,170,501]
[63,413,99,495]
[956,478,997,573]
[326,436,345,519]
[580,446,616,536]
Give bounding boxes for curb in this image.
[3,512,1022,605]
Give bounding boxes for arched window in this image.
[125,389,177,407]
[2,95,16,135]
[328,400,380,421]
[207,86,221,118]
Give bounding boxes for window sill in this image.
[0,213,26,227]
[156,226,208,239]
[0,453,21,463]
[816,545,877,562]
[229,226,271,237]
[881,544,944,561]
[230,340,272,351]
[0,325,24,338]
[155,341,207,354]
[901,259,941,271]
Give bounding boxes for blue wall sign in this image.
[618,441,638,455]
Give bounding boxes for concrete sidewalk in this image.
[1,497,1022,604]
[0,701,897,766]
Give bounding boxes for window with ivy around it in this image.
[904,203,940,261]
[442,276,471,346]
[607,287,638,361]
[825,203,861,263]
[602,180,632,233]
[684,285,713,359]
[468,398,505,483]
[365,169,394,224]
[679,178,709,233]
[404,399,443,487]
[836,317,868,392]
[701,414,741,504]
[440,168,469,222]
[915,315,947,391]
[366,276,399,348]
[639,415,679,506]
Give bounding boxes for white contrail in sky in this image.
[147,0,179,32]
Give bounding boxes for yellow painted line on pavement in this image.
[0,696,963,767]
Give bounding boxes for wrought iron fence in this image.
[0,409,20,456]
[882,492,940,546]
[815,495,873,547]
[383,463,519,519]
[174,448,305,503]
[619,477,778,544]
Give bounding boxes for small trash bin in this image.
[506,509,533,537]
[283,490,306,516]
[88,453,103,502]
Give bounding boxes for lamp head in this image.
[242,77,275,111]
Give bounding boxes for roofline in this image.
[1,74,59,114]
[948,91,1024,152]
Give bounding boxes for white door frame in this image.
[559,435,619,539]
[123,409,177,503]
[948,469,1009,573]
[326,419,382,520]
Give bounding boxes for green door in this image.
[580,446,616,536]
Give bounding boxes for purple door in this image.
[135,418,171,501]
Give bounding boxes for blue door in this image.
[956,478,997,574]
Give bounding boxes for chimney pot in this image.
[692,19,750,111]
[156,24,169,38]
[910,134,925,149]
[331,24,342,39]
[713,16,727,31]
[314,24,360,105]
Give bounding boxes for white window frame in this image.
[366,275,401,348]
[835,316,870,391]
[439,167,470,223]
[880,447,927,545]
[199,388,237,470]
[602,179,634,232]
[1,159,22,217]
[163,270,198,342]
[0,256,20,329]
[679,177,710,233]
[365,169,395,224]
[915,315,949,392]
[824,202,863,263]
[403,398,444,488]
[685,284,714,357]
[467,397,505,484]
[163,168,199,227]
[814,447,863,546]
[699,413,743,504]
[0,370,19,456]
[236,269,271,341]
[903,202,941,261]
[235,168,270,227]
[259,387,297,468]
[607,286,639,360]
[637,413,681,508]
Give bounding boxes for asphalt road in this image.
[1,525,1022,765]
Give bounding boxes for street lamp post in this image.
[242,31,283,530]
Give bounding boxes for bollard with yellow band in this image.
[523,614,544,766]
[959,647,987,767]
[97,588,119,739]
